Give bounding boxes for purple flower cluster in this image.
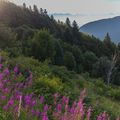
[0,64,50,119]
[0,63,119,120]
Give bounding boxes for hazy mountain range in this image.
[51,13,117,27]
[80,16,120,43]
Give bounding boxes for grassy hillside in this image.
[0,54,119,119]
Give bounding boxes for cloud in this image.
[106,0,120,2]
[9,0,120,14]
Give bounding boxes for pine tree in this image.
[64,51,76,70]
[44,9,47,15]
[66,18,71,28]
[72,20,79,32]
[23,3,26,9]
[33,5,39,14]
[104,33,111,44]
[51,15,54,21]
[40,8,43,14]
[29,5,32,11]
[103,33,116,57]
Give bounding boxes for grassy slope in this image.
[7,56,120,119]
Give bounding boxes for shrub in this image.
[64,51,76,70]
[107,89,120,100]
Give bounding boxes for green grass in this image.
[1,56,120,119]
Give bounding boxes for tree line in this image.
[0,1,120,86]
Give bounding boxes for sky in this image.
[9,0,120,26]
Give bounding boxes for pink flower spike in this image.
[0,64,3,69]
[86,106,92,120]
[44,104,49,112]
[36,109,41,117]
[56,103,62,112]
[14,66,19,75]
[31,100,36,106]
[40,96,44,103]
[3,88,9,94]
[8,99,14,106]
[53,93,59,98]
[4,67,10,76]
[3,105,8,111]
[1,95,6,101]
[42,113,49,120]
[0,82,3,89]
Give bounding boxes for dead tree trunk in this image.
[107,52,119,85]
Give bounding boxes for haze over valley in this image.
[51,13,120,27]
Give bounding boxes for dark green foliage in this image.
[64,51,76,70]
[0,1,55,30]
[63,27,73,44]
[83,51,98,73]
[50,65,77,83]
[66,17,71,28]
[15,25,35,41]
[71,45,83,63]
[92,57,111,81]
[103,33,116,57]
[112,71,120,86]
[30,29,64,65]
[72,20,79,32]
[61,43,84,72]
[0,24,17,49]
[53,40,64,65]
[31,29,55,61]
[33,5,39,14]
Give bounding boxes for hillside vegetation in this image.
[0,1,120,119]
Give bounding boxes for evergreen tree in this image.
[40,8,43,14]
[64,51,76,70]
[64,27,73,44]
[103,33,116,57]
[66,18,71,28]
[72,20,79,32]
[92,57,111,81]
[29,5,32,11]
[58,20,61,24]
[83,51,98,73]
[31,29,55,61]
[118,42,120,50]
[44,9,47,15]
[33,5,39,14]
[23,3,26,9]
[53,40,64,65]
[0,24,17,49]
[51,15,55,22]
[104,33,111,44]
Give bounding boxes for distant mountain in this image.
[50,13,73,16]
[80,16,120,43]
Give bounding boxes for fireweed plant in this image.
[0,63,119,120]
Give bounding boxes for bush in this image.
[0,24,17,49]
[64,51,76,70]
[32,75,64,104]
[8,56,41,78]
[107,88,120,100]
[92,56,111,81]
[83,51,98,73]
[31,29,55,61]
[0,51,9,63]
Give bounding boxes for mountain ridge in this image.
[80,16,120,43]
